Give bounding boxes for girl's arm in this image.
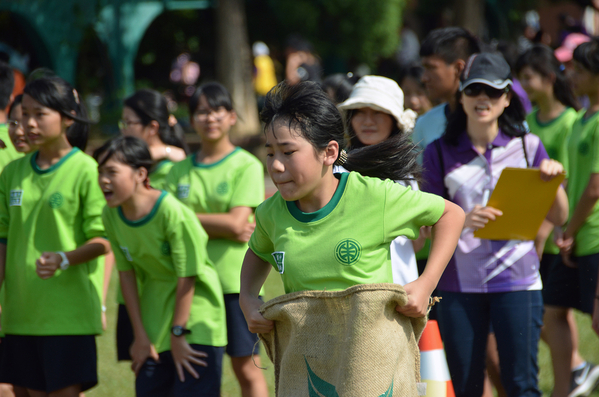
[396,200,465,317]
[540,159,569,227]
[120,269,160,376]
[170,276,208,382]
[239,249,273,333]
[36,237,111,279]
[101,251,115,330]
[197,206,255,242]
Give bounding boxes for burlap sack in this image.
[259,283,428,397]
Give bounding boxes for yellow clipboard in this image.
[473,168,565,241]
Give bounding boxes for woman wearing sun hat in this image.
[337,75,425,286]
[421,52,569,397]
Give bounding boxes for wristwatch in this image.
[171,325,192,337]
[57,251,70,271]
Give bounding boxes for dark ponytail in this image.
[515,44,580,110]
[124,89,188,153]
[24,76,92,151]
[260,81,420,182]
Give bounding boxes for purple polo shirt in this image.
[422,130,548,293]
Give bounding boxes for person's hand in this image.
[464,205,503,230]
[240,295,273,334]
[395,278,435,318]
[170,335,208,382]
[233,221,256,243]
[36,252,62,279]
[556,234,577,268]
[130,335,160,376]
[539,159,565,181]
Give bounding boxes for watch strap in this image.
[57,251,70,270]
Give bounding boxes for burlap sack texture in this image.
[259,283,428,397]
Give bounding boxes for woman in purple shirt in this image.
[422,52,568,397]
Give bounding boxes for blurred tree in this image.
[267,0,405,69]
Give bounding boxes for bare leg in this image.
[48,385,80,397]
[231,356,269,397]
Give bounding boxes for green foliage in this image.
[268,0,405,66]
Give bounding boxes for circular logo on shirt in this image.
[335,239,362,266]
[48,192,64,209]
[161,241,171,256]
[578,141,590,155]
[216,181,229,195]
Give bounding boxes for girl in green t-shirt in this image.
[240,81,465,333]
[95,136,226,397]
[0,76,111,395]
[515,44,592,397]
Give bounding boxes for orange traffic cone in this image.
[419,319,455,397]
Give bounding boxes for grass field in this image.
[88,270,599,397]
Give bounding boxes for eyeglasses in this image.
[462,84,509,99]
[7,120,21,130]
[118,120,142,130]
[193,107,228,121]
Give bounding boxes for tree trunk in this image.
[454,0,485,37]
[215,0,260,138]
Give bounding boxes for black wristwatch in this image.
[171,325,192,337]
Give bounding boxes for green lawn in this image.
[88,270,599,397]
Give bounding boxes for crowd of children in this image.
[0,24,599,397]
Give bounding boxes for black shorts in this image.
[224,294,261,357]
[116,303,134,361]
[539,253,559,285]
[0,334,97,393]
[543,253,599,314]
[136,344,224,397]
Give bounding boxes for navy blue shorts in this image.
[543,253,599,314]
[0,334,97,393]
[136,344,224,397]
[224,294,261,357]
[116,303,134,361]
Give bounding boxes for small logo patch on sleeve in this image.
[9,190,23,206]
[272,251,285,274]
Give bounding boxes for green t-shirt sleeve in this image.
[230,159,264,209]
[383,180,445,241]
[102,210,133,272]
[591,120,599,174]
[167,208,206,278]
[248,207,274,264]
[0,167,9,241]
[80,168,106,240]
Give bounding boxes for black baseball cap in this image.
[460,52,512,91]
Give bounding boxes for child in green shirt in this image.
[240,81,465,336]
[96,136,226,397]
[0,76,110,395]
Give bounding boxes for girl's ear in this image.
[62,111,76,128]
[323,140,340,166]
[146,120,160,137]
[228,110,238,127]
[504,91,512,108]
[135,166,149,186]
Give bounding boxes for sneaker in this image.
[569,362,599,397]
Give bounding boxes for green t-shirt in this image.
[0,123,24,173]
[166,148,265,294]
[150,159,175,191]
[0,148,105,335]
[527,107,578,254]
[103,191,227,353]
[249,172,445,294]
[567,109,599,256]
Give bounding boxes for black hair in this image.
[0,61,15,109]
[23,76,92,151]
[572,37,599,74]
[93,136,154,178]
[261,81,420,182]
[189,82,234,115]
[495,40,519,71]
[515,44,580,110]
[321,73,359,104]
[420,27,481,64]
[443,87,527,145]
[8,94,22,119]
[124,89,188,152]
[399,64,425,87]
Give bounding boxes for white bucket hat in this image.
[337,75,417,132]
